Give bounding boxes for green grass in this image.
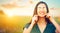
[0,16,60,33]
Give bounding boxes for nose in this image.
[40,8,44,11]
[40,8,45,13]
[40,9,44,12]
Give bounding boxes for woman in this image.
[23,1,60,33]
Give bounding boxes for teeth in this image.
[41,13,43,14]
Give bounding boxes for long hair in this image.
[29,1,51,24]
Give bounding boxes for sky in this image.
[0,0,60,16]
[0,0,60,8]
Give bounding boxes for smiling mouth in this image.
[40,12,45,15]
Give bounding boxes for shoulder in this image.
[45,23,56,33]
[48,23,55,27]
[23,23,30,29]
[47,23,56,30]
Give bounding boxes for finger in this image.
[34,15,39,17]
[46,13,51,18]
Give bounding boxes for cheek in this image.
[37,10,40,14]
[44,8,47,12]
[37,8,40,12]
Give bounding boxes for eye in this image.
[38,7,41,8]
[43,7,45,8]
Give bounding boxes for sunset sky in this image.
[0,0,60,16]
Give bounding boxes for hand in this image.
[46,13,55,22]
[31,15,39,24]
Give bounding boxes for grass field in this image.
[0,15,60,33]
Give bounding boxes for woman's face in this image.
[37,3,47,17]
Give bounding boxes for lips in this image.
[40,12,45,15]
[41,13,44,15]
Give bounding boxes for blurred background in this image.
[0,0,60,33]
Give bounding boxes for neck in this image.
[37,17,47,25]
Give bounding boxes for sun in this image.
[7,12,14,17]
